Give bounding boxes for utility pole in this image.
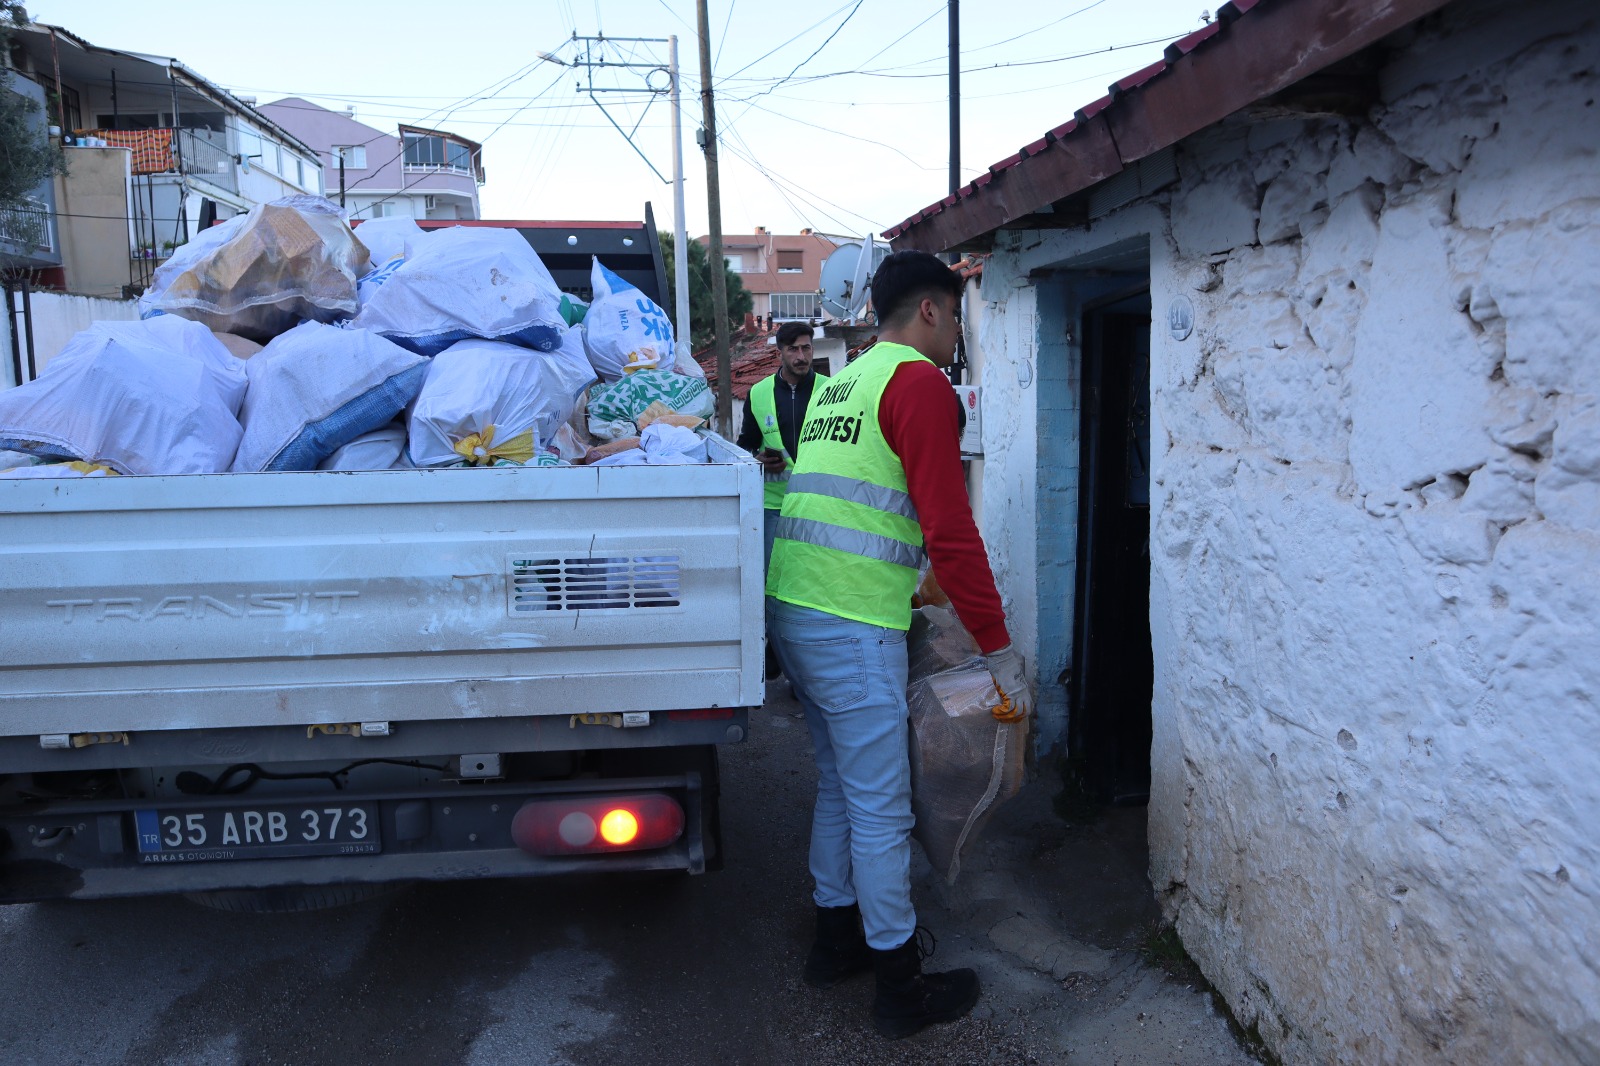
[696,0,732,433]
[668,35,690,359]
[949,0,960,197]
[556,38,690,367]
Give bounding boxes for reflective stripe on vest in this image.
[784,472,919,523]
[772,515,925,569]
[766,342,930,630]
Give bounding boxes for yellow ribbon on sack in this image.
[452,425,536,466]
[66,461,117,475]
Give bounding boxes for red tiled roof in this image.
[694,332,783,400]
[883,0,1453,251]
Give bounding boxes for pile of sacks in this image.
[0,197,714,478]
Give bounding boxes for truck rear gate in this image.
[0,438,762,901]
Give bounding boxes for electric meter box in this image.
[954,385,982,458]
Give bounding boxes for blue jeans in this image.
[766,596,915,950]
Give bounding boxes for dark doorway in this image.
[1070,287,1153,806]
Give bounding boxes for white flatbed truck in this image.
[0,212,764,905]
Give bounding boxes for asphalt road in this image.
[0,688,1252,1066]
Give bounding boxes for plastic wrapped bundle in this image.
[0,316,246,475]
[906,605,1029,884]
[139,196,369,341]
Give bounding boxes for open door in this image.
[1070,288,1153,805]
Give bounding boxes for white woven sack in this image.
[582,256,677,381]
[352,216,427,268]
[318,423,409,471]
[352,226,567,356]
[0,316,246,475]
[231,321,427,472]
[407,336,595,468]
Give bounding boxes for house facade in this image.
[886,0,1598,1062]
[0,70,60,278]
[259,99,482,225]
[699,227,838,322]
[9,23,322,299]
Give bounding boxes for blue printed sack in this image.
[581,257,676,381]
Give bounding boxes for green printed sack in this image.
[587,369,713,428]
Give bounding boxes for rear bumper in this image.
[0,772,711,903]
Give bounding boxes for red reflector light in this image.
[511,793,684,856]
[667,708,736,721]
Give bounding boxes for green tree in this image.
[660,231,753,351]
[0,5,62,213]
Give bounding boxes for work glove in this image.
[985,644,1033,723]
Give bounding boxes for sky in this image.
[30,0,1215,242]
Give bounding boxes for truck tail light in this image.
[511,793,684,856]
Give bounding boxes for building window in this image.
[333,145,367,169]
[771,292,822,321]
[724,254,745,273]
[776,250,803,273]
[368,201,392,218]
[404,133,476,175]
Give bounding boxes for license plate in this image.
[133,803,381,863]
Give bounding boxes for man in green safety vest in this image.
[737,321,827,570]
[740,322,826,683]
[766,250,1034,1040]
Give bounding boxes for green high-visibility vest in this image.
[766,342,928,630]
[749,371,825,510]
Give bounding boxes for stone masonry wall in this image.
[1146,1,1600,1062]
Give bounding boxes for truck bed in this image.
[0,437,765,749]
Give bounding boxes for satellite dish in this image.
[819,235,888,322]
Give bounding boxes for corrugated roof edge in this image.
[882,0,1454,250]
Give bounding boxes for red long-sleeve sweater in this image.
[879,360,1011,655]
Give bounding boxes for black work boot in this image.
[870,933,981,1039]
[803,904,872,988]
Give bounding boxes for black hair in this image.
[775,321,814,348]
[870,250,963,326]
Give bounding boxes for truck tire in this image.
[184,883,399,913]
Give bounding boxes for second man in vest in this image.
[738,322,827,569]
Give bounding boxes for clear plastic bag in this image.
[139,196,368,342]
[906,605,1029,884]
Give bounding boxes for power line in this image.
[343,60,572,210]
[721,32,1185,89]
[720,126,884,233]
[730,0,865,109]
[719,0,860,82]
[714,0,737,69]
[731,96,939,172]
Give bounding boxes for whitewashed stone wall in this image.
[972,0,1600,1061]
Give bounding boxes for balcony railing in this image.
[79,128,239,193]
[0,196,53,252]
